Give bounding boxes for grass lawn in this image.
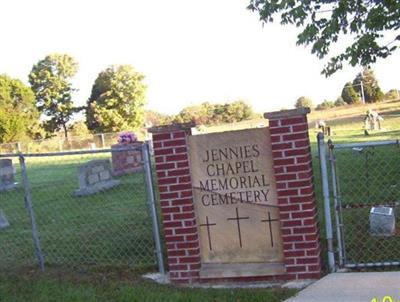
[0,268,297,302]
[0,151,156,269]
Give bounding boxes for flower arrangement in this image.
[117,131,138,144]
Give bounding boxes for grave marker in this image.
[0,209,10,229]
[74,159,120,197]
[370,206,395,236]
[0,159,17,191]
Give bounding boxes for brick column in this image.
[148,123,201,283]
[264,108,322,280]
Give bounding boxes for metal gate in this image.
[318,133,400,270]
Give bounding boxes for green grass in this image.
[0,152,156,269]
[0,269,296,302]
[202,99,400,143]
[325,144,400,265]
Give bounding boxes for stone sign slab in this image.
[188,128,284,277]
[0,209,10,229]
[74,159,120,197]
[0,159,17,191]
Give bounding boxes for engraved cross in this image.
[199,216,217,251]
[227,207,249,248]
[261,211,279,247]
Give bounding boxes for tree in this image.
[248,1,400,76]
[69,121,91,137]
[341,82,361,104]
[316,100,335,110]
[385,89,400,100]
[295,96,314,109]
[144,110,173,127]
[334,96,346,107]
[225,100,255,122]
[86,65,146,133]
[352,67,384,103]
[0,74,40,143]
[173,101,255,125]
[174,105,205,125]
[29,54,79,139]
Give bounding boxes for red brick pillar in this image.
[148,123,201,283]
[264,108,322,280]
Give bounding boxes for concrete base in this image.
[73,179,120,197]
[142,271,313,289]
[285,272,400,302]
[200,263,286,279]
[143,273,170,284]
[0,182,18,192]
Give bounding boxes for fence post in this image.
[317,132,335,272]
[142,142,165,275]
[18,154,45,272]
[16,142,21,153]
[101,134,105,148]
[328,142,345,266]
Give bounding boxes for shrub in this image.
[334,97,346,107]
[316,100,335,110]
[294,96,314,110]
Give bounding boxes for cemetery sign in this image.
[149,108,322,284]
[188,128,284,277]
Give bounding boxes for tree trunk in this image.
[62,123,68,140]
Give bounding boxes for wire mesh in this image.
[0,147,158,271]
[0,131,142,154]
[0,158,36,268]
[331,141,400,267]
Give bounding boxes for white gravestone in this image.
[370,206,395,236]
[74,159,120,197]
[0,209,10,229]
[0,159,17,191]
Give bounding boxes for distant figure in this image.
[364,109,383,131]
[316,120,331,136]
[376,115,384,130]
[316,120,326,133]
[326,126,331,136]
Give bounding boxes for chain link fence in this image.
[0,131,152,154]
[320,136,400,269]
[0,144,163,272]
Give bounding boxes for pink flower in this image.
[118,131,137,144]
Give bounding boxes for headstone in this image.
[188,128,284,278]
[0,159,17,191]
[370,206,395,236]
[111,142,143,176]
[0,209,10,229]
[74,159,120,197]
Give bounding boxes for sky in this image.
[1,0,399,116]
